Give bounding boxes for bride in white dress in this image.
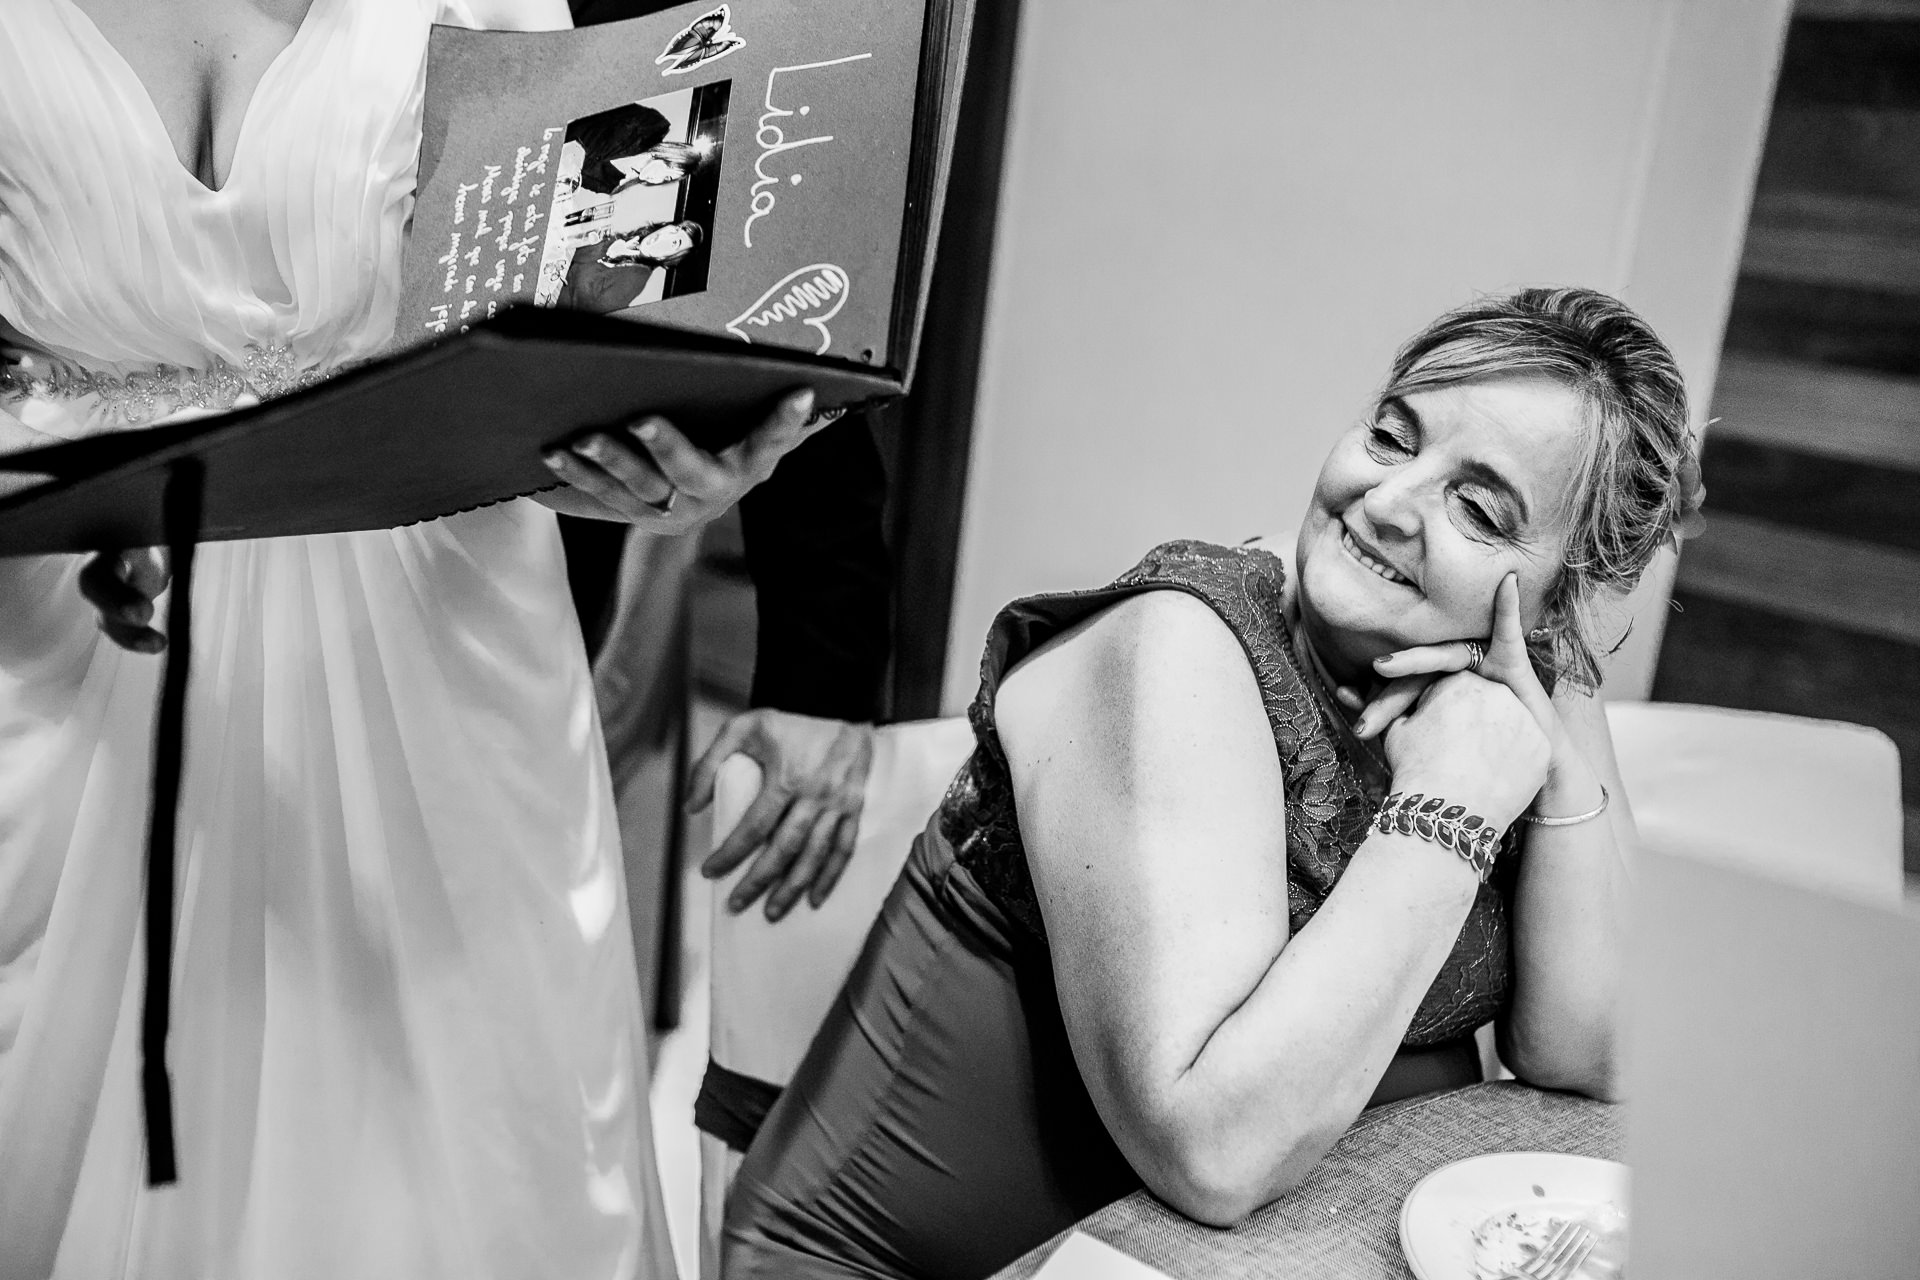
[0,1,815,1275]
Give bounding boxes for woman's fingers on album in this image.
[123,547,171,597]
[78,550,168,652]
[567,429,682,513]
[99,617,166,653]
[77,553,140,614]
[729,387,816,475]
[627,416,728,498]
[767,809,842,920]
[541,447,632,519]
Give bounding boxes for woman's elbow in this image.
[1547,1056,1624,1104]
[1140,1116,1335,1228]
[1150,1161,1267,1229]
[1501,1028,1622,1103]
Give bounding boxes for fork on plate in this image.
[1503,1220,1597,1280]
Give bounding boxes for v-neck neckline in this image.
[57,0,326,197]
[1278,579,1395,795]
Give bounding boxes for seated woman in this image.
[720,287,1701,1280]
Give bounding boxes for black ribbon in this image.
[692,1058,784,1154]
[141,457,203,1187]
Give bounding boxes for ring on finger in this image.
[1464,639,1486,673]
[644,485,678,516]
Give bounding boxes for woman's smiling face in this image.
[1293,375,1589,683]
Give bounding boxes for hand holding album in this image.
[539,385,823,532]
[0,0,971,555]
[0,313,891,554]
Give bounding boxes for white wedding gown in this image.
[0,2,677,1277]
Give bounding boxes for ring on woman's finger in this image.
[643,485,678,516]
[1464,639,1486,673]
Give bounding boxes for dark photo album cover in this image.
[0,0,972,555]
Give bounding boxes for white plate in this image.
[1399,1152,1627,1280]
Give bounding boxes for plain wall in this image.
[940,0,1791,712]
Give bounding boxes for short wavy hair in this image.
[1379,287,1700,691]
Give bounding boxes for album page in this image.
[400,0,925,368]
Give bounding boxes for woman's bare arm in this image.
[1494,687,1636,1099]
[452,0,571,31]
[996,591,1506,1225]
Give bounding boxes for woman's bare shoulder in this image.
[440,0,571,32]
[996,589,1263,764]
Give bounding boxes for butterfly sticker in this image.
[656,5,746,77]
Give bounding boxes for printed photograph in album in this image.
[403,0,964,371]
[533,82,732,313]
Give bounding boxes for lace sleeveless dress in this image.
[0,3,675,1277]
[947,539,1515,1045]
[722,541,1514,1280]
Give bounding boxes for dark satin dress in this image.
[722,541,1517,1280]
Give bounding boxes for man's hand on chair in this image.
[689,709,876,921]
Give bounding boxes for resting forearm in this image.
[1145,831,1480,1222]
[1498,746,1629,1098]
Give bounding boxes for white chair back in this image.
[1604,701,1905,903]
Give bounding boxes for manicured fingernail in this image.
[634,420,659,442]
[1374,652,1397,667]
[788,388,815,413]
[543,452,566,469]
[580,435,612,460]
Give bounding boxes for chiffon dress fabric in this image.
[0,1,676,1276]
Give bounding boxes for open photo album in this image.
[0,0,973,554]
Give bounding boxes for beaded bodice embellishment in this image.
[1,343,325,428]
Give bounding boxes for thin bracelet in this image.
[1517,784,1610,827]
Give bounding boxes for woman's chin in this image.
[1302,559,1400,631]
[1300,573,1442,674]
